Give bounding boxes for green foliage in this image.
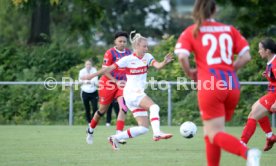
[0,1,29,44]
[0,42,94,124]
[217,0,276,37]
[1,0,275,125]
[96,0,170,43]
[0,35,274,126]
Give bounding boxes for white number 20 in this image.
[202,33,233,65]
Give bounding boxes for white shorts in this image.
[123,89,148,117]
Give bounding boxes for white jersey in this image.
[78,67,98,93]
[115,53,155,113]
[115,53,155,92]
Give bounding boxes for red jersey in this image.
[264,56,276,92]
[101,47,132,81]
[175,20,249,88]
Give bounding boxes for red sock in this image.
[116,120,125,131]
[213,132,247,159]
[258,116,272,133]
[90,119,98,129]
[204,136,221,166]
[241,118,257,144]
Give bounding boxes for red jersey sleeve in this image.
[272,60,276,78]
[102,50,113,67]
[231,26,249,56]
[174,27,193,56]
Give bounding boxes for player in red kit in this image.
[174,0,261,165]
[240,38,276,151]
[84,31,131,145]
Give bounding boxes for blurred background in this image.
[0,0,276,126]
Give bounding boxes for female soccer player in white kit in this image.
[83,32,173,150]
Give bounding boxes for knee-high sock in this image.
[116,120,125,132]
[213,132,247,159]
[149,104,160,136]
[241,118,257,144]
[89,118,98,133]
[204,136,221,166]
[258,116,272,137]
[114,126,149,140]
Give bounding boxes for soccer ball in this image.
[180,121,197,138]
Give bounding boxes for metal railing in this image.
[0,81,274,127]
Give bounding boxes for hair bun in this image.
[129,30,141,43]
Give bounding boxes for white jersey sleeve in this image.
[115,55,131,68]
[145,53,155,66]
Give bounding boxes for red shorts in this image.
[198,89,240,121]
[98,77,124,105]
[259,92,276,112]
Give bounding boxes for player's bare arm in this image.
[178,53,197,81]
[81,65,116,80]
[233,50,251,72]
[103,70,117,83]
[152,53,174,69]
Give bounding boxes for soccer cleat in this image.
[86,128,94,144]
[263,134,276,151]
[118,139,127,145]
[153,132,173,141]
[108,136,120,150]
[246,148,261,166]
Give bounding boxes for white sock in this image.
[149,104,161,136]
[114,126,148,140]
[266,132,273,138]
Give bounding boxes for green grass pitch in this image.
[0,126,275,166]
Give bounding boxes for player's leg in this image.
[204,135,221,166]
[257,93,276,151]
[117,96,128,112]
[81,91,92,125]
[258,115,276,151]
[113,97,128,144]
[205,118,261,166]
[138,95,173,141]
[108,115,149,150]
[86,85,115,144]
[105,102,113,126]
[241,93,276,151]
[258,116,272,137]
[199,89,254,165]
[116,96,126,134]
[197,90,222,166]
[90,91,98,119]
[204,117,248,159]
[113,99,120,117]
[86,104,110,144]
[241,101,267,144]
[89,83,117,132]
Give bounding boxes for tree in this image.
[95,0,170,43]
[10,0,104,45]
[8,0,171,45]
[27,0,50,44]
[216,0,276,37]
[11,0,60,44]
